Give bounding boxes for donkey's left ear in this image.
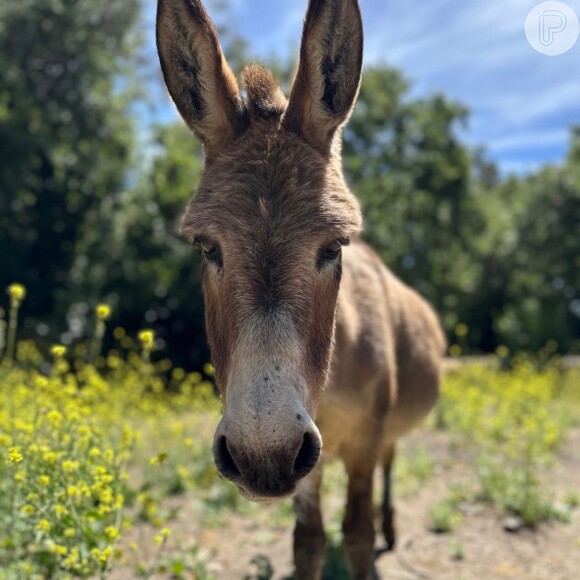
[283,0,363,155]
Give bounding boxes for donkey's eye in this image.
[196,238,222,267]
[324,240,342,257]
[317,239,344,268]
[201,242,217,256]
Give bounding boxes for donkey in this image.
[156,0,446,578]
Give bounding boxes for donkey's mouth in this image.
[237,483,297,504]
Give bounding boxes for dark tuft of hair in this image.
[242,64,287,120]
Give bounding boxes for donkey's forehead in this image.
[181,128,362,243]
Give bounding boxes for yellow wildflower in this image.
[0,434,12,446]
[20,504,35,516]
[46,410,62,427]
[154,528,170,545]
[54,504,67,517]
[138,329,155,350]
[62,460,79,472]
[37,475,50,486]
[91,546,112,565]
[51,344,67,358]
[8,447,23,464]
[37,519,51,532]
[63,547,80,568]
[104,526,119,541]
[7,283,26,306]
[66,485,80,498]
[49,544,68,556]
[78,426,91,436]
[96,304,112,321]
[43,451,59,464]
[34,377,47,389]
[99,488,113,505]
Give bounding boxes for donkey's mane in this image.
[241,64,288,121]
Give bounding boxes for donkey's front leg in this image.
[293,465,326,580]
[343,449,378,580]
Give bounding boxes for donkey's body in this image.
[326,240,444,453]
[328,239,444,454]
[156,0,445,577]
[296,239,445,577]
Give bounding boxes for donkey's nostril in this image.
[292,432,321,478]
[215,436,241,480]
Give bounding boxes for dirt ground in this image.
[115,427,580,580]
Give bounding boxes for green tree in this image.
[496,129,580,352]
[0,0,140,335]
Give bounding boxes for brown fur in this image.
[156,1,446,578]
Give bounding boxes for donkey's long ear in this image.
[156,0,248,159]
[283,0,363,155]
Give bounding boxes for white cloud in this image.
[486,128,568,152]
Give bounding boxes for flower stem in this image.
[5,304,19,362]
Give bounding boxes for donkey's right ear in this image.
[156,0,248,159]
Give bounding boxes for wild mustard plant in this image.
[0,358,132,576]
[138,329,155,363]
[4,283,26,362]
[0,284,219,577]
[438,357,571,524]
[93,304,112,361]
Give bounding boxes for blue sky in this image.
[142,0,580,175]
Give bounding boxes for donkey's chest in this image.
[315,379,384,460]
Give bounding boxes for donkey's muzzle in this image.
[212,415,322,500]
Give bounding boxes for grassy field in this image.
[1,288,579,579]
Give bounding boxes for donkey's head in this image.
[157,0,363,500]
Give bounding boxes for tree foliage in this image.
[0,0,140,328]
